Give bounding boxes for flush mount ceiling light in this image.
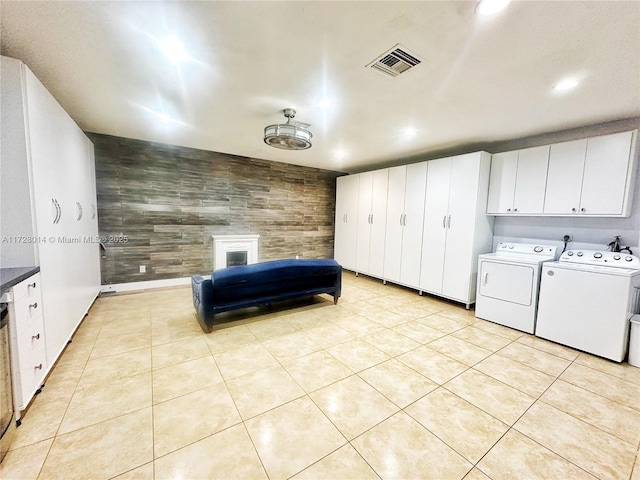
[264,108,313,150]
[553,78,579,91]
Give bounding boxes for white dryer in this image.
[475,242,557,334]
[536,250,640,362]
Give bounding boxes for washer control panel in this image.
[560,250,640,268]
[496,242,557,257]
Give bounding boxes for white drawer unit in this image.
[6,272,47,413]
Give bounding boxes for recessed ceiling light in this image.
[476,0,511,16]
[402,128,417,137]
[553,78,579,91]
[157,35,189,64]
[318,96,332,109]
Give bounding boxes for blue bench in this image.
[191,258,342,333]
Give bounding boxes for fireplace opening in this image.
[226,251,248,267]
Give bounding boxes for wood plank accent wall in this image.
[88,133,340,285]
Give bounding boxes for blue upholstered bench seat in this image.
[191,258,342,333]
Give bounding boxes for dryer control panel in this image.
[560,250,640,268]
[496,242,556,257]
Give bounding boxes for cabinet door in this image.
[399,162,427,288]
[383,166,407,283]
[486,151,517,214]
[355,172,373,273]
[420,158,451,294]
[368,169,388,278]
[334,175,359,270]
[441,153,481,302]
[580,131,634,215]
[513,145,549,214]
[543,139,587,214]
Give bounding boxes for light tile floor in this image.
[2,273,640,480]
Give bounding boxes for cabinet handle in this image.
[370,214,374,225]
[34,363,43,370]
[403,214,407,226]
[32,333,40,340]
[483,272,489,285]
[507,208,511,212]
[580,207,586,213]
[92,204,97,219]
[76,202,83,221]
[400,214,404,226]
[28,282,36,289]
[51,198,61,224]
[571,207,577,213]
[513,208,518,212]
[344,214,348,223]
[29,302,38,310]
[442,216,446,228]
[447,215,452,228]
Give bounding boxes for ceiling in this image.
[1,1,639,173]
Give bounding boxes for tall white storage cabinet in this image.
[355,170,388,278]
[1,56,100,404]
[334,174,359,271]
[419,152,494,307]
[383,163,428,288]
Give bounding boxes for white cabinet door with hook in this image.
[419,152,494,307]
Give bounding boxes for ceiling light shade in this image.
[264,108,313,150]
[476,0,511,16]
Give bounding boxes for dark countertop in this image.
[1,266,40,296]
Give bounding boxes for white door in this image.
[24,65,72,366]
[543,139,587,214]
[334,175,359,270]
[356,172,373,273]
[399,162,427,288]
[383,166,407,283]
[478,261,534,306]
[420,158,451,294]
[441,153,481,302]
[368,169,388,278]
[580,131,634,215]
[513,145,549,214]
[486,151,517,214]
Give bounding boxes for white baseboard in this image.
[100,276,200,294]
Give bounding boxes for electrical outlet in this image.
[139,265,146,273]
[563,234,573,242]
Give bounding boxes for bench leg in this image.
[333,296,339,305]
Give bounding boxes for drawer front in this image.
[15,317,47,408]
[11,273,42,305]
[12,295,43,336]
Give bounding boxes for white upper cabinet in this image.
[487,145,549,214]
[488,130,636,217]
[544,131,636,216]
[543,139,587,214]
[334,174,359,271]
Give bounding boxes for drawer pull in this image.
[35,363,43,370]
[32,333,40,340]
[29,302,38,310]
[28,282,36,289]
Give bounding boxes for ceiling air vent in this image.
[367,44,422,78]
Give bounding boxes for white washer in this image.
[475,242,557,334]
[536,250,640,362]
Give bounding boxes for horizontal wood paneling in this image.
[88,133,339,285]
